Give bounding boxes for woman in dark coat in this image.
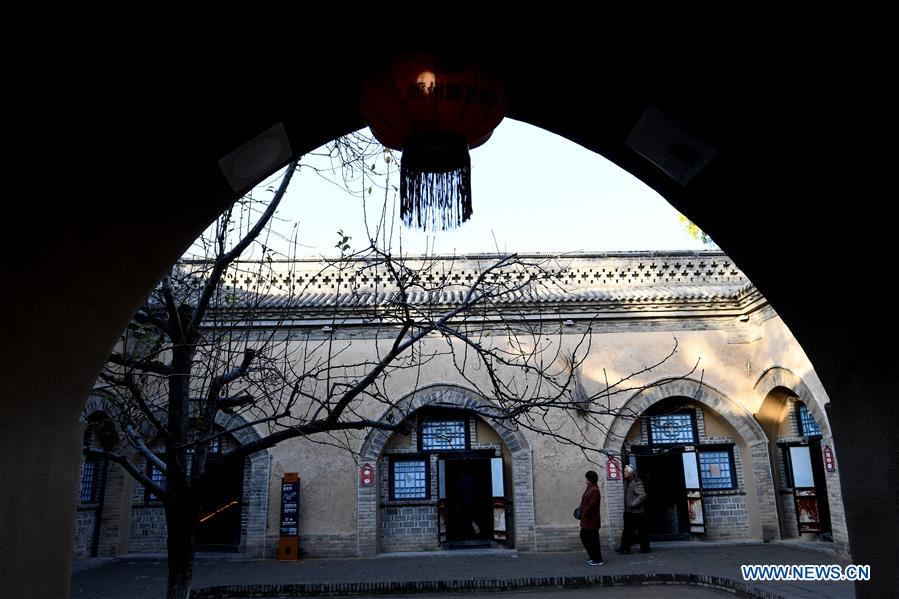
[579,470,603,565]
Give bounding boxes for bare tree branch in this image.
[83,447,167,501]
[108,352,173,376]
[189,160,299,335]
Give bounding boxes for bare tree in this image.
[87,137,698,599]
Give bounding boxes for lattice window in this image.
[648,413,696,445]
[699,449,736,490]
[421,420,467,450]
[147,458,166,502]
[80,458,98,503]
[391,459,428,500]
[797,403,822,437]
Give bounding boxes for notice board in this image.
[278,473,300,560]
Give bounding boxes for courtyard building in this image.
[73,250,846,560]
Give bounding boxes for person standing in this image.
[578,470,603,565]
[616,464,650,554]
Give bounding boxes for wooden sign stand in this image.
[278,473,300,560]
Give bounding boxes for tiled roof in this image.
[171,251,759,312]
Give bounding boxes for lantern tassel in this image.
[399,132,473,231]
[400,165,472,231]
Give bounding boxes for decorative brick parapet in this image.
[211,251,747,296]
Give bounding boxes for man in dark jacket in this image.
[578,470,603,565]
[616,464,650,553]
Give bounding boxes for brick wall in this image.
[822,439,849,555]
[73,461,130,561]
[129,505,168,552]
[380,504,440,552]
[535,525,581,551]
[702,493,750,539]
[73,508,98,559]
[96,463,128,557]
[780,492,799,537]
[285,534,357,557]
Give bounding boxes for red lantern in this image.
[360,53,507,230]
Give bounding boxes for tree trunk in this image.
[165,500,198,599]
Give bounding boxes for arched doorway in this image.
[194,429,244,552]
[754,367,846,551]
[128,420,270,555]
[73,409,271,558]
[75,409,119,559]
[603,379,778,546]
[357,385,534,556]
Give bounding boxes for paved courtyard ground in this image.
[71,541,858,599]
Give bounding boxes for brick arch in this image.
[753,367,848,552]
[601,378,778,543]
[80,394,122,449]
[81,394,120,423]
[358,384,532,460]
[102,407,270,558]
[603,378,769,452]
[356,384,535,556]
[754,367,831,438]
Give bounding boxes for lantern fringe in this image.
[400,165,472,231]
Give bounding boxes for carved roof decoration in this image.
[169,251,764,321]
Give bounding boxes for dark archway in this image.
[3,37,891,598]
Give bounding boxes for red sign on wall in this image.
[823,445,835,472]
[361,463,374,486]
[606,458,621,480]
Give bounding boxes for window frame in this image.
[79,456,107,504]
[796,402,822,438]
[145,454,167,503]
[647,409,699,446]
[389,455,431,501]
[417,416,470,452]
[698,444,738,490]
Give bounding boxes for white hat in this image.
[624,464,637,474]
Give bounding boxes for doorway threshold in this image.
[447,540,492,549]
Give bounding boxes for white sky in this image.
[201,118,713,260]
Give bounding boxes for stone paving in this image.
[70,541,859,598]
